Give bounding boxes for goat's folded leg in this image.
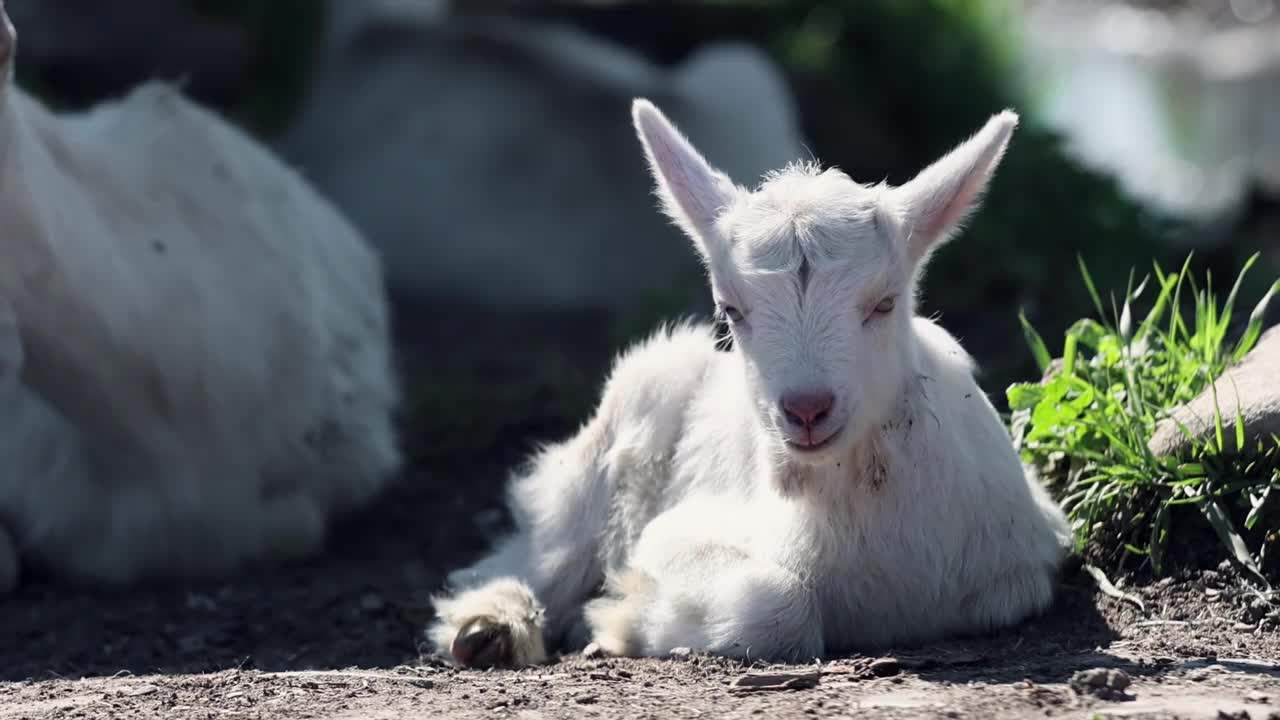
[429,573,548,668]
[429,324,720,668]
[583,538,825,664]
[428,428,613,669]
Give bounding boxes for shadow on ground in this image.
[0,304,615,681]
[1,304,1272,701]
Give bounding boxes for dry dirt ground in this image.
[3,309,1279,719]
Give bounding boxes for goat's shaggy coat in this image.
[430,99,1071,666]
[0,8,400,592]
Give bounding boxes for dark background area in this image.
[17,0,1278,403]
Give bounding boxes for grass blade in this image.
[1218,252,1259,343]
[1167,254,1193,342]
[1062,331,1079,376]
[1234,390,1246,456]
[1077,255,1108,325]
[1019,309,1052,374]
[1150,502,1170,576]
[1136,271,1177,344]
[1211,381,1226,455]
[1199,497,1270,590]
[1232,279,1280,362]
[1246,485,1272,531]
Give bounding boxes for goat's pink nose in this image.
[781,390,834,427]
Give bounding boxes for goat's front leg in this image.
[583,501,825,663]
[428,426,612,668]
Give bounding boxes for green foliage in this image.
[1008,254,1280,582]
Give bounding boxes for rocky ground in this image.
[2,308,1278,719]
[3,567,1278,720]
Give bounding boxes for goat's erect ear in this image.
[632,98,737,260]
[893,110,1018,265]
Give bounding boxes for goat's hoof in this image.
[451,616,514,668]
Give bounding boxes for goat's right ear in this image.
[632,98,736,260]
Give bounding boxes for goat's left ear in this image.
[892,110,1018,265]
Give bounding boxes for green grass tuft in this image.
[1008,253,1280,583]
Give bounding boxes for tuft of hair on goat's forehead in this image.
[720,163,894,280]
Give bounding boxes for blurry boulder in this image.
[1148,325,1280,457]
[281,3,806,311]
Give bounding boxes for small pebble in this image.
[581,642,606,659]
[668,646,694,659]
[126,685,159,697]
[1247,691,1271,704]
[574,693,598,705]
[869,658,901,677]
[729,671,821,693]
[1069,668,1131,700]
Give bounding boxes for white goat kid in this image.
[430,98,1071,667]
[0,7,400,593]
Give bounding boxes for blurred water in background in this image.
[1019,0,1280,242]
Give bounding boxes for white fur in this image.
[0,12,401,591]
[429,99,1070,666]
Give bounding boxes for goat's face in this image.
[710,170,915,461]
[632,100,1018,467]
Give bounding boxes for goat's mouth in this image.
[783,425,844,454]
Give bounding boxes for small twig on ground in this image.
[269,670,434,688]
[1085,564,1146,614]
[729,670,822,693]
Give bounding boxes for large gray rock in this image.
[1148,325,1280,457]
[281,3,806,311]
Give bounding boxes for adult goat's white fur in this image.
[0,8,400,592]
[430,98,1071,667]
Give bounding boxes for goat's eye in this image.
[721,305,745,324]
[874,297,896,315]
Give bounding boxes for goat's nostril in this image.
[780,390,835,427]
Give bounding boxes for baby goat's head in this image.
[632,99,1017,465]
